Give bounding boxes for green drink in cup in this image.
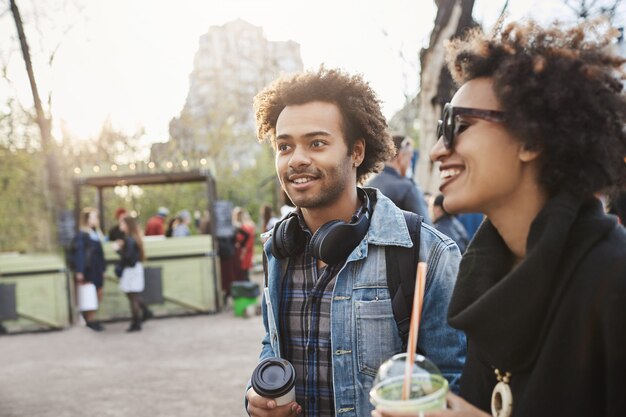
[370,353,448,412]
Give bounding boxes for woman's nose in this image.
[429,136,450,163]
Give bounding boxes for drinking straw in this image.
[401,262,427,401]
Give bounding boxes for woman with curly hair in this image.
[375,19,626,417]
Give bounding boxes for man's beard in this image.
[282,157,353,210]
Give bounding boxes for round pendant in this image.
[491,381,513,417]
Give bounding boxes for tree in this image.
[563,0,623,21]
[9,0,65,222]
[416,0,478,195]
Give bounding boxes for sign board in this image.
[57,210,76,247]
[213,200,234,238]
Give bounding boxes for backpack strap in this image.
[263,250,269,288]
[385,211,422,351]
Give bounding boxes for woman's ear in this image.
[518,144,541,163]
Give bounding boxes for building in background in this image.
[152,19,303,170]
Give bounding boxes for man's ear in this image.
[352,138,365,167]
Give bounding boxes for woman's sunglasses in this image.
[437,103,506,149]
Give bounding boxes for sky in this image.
[2,0,623,146]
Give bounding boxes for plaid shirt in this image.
[279,217,343,417]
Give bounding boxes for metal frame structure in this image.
[72,169,220,311]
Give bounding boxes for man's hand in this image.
[246,388,301,417]
[75,272,85,283]
[371,392,490,417]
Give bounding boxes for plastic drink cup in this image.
[370,373,448,412]
[251,358,296,406]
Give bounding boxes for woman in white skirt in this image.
[115,215,152,332]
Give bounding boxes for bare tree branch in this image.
[10,0,65,225]
[498,0,510,23]
[562,0,623,20]
[49,19,78,66]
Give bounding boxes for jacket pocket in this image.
[355,299,401,377]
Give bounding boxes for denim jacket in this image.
[253,189,466,416]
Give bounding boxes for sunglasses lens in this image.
[437,120,443,139]
[443,106,453,149]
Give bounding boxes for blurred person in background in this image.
[261,204,279,233]
[234,207,256,280]
[73,207,106,332]
[108,207,127,241]
[366,134,431,223]
[145,206,169,236]
[115,215,153,332]
[165,215,180,238]
[198,209,212,234]
[456,211,484,240]
[432,194,469,254]
[173,210,192,237]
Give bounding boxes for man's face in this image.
[274,101,361,210]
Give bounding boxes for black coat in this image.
[73,230,106,288]
[448,192,626,417]
[116,236,141,270]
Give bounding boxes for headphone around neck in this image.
[270,188,373,265]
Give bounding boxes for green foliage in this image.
[0,92,285,252]
[0,146,51,252]
[216,143,279,225]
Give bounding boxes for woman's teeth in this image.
[440,168,461,180]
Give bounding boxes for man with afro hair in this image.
[246,67,466,417]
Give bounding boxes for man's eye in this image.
[277,144,289,152]
[311,140,325,148]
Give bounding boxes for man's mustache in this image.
[283,168,322,180]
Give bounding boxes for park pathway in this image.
[0,301,265,417]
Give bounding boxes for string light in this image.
[73,158,225,176]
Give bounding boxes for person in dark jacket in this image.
[376,19,626,417]
[115,215,153,332]
[74,207,107,331]
[432,194,469,254]
[366,135,432,223]
[107,207,127,241]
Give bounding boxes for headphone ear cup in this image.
[271,214,306,259]
[308,220,343,262]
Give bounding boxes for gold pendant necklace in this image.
[491,369,513,417]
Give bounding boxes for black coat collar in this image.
[448,191,617,372]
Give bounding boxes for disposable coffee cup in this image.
[251,358,296,406]
[370,374,448,412]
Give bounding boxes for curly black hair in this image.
[445,19,626,196]
[253,66,395,183]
